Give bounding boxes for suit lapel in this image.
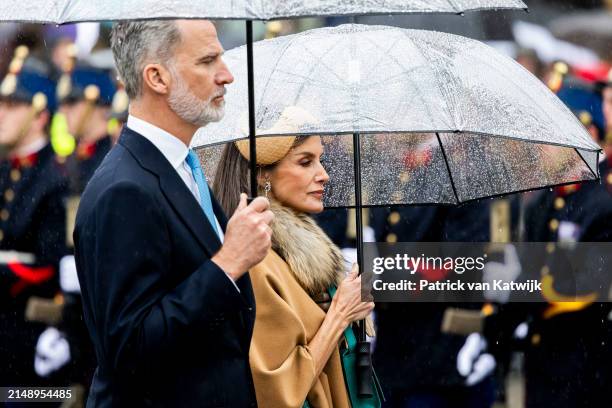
[119,127,221,257]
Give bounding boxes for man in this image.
[58,65,116,191]
[520,78,612,407]
[33,65,119,400]
[0,46,68,386]
[371,199,517,408]
[74,20,273,407]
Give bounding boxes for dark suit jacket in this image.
[74,127,257,407]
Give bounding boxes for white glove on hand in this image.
[34,327,71,377]
[457,333,496,386]
[513,322,529,339]
[60,255,81,293]
[482,244,521,303]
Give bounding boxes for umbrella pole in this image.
[246,20,258,198]
[352,132,373,397]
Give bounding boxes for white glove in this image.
[513,322,529,339]
[60,255,81,293]
[482,244,521,303]
[34,327,71,377]
[457,333,496,386]
[341,227,376,273]
[341,248,357,274]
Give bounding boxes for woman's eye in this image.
[300,160,312,167]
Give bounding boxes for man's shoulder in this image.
[78,143,160,216]
[90,142,154,187]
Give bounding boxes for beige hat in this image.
[235,106,318,165]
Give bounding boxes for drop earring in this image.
[264,181,271,198]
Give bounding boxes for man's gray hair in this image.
[110,20,182,99]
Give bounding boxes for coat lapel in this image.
[119,127,222,257]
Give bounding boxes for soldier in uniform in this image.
[520,77,612,407]
[371,195,521,407]
[0,46,68,386]
[57,65,116,192]
[32,66,118,402]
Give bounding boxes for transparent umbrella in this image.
[0,0,526,23]
[193,25,601,319]
[193,24,601,206]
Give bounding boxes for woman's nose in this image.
[316,165,330,183]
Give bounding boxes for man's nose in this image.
[217,62,234,85]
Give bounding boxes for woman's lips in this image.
[309,190,324,199]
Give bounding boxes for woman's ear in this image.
[257,169,271,187]
[142,63,172,96]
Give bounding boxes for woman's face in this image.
[266,136,329,214]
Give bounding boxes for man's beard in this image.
[168,68,225,127]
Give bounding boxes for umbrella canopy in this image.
[0,0,526,23]
[193,24,601,207]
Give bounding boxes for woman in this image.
[213,110,374,408]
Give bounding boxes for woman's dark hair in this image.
[213,136,309,215]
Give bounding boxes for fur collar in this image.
[270,201,345,296]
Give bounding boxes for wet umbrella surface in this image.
[193,24,601,208]
[0,0,526,23]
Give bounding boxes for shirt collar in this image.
[126,115,189,170]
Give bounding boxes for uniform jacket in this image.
[74,127,257,407]
[522,175,612,407]
[0,142,68,386]
[248,202,350,408]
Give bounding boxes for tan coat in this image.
[248,203,350,408]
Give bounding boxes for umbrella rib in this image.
[436,132,460,204]
[445,0,462,14]
[407,32,459,129]
[273,70,347,91]
[360,34,403,80]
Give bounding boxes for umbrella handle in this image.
[356,341,374,397]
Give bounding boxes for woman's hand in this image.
[308,263,375,378]
[330,264,375,327]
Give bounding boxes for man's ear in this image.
[142,63,172,96]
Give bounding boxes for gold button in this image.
[4,189,14,202]
[386,233,398,243]
[531,333,541,346]
[541,265,550,276]
[400,172,410,183]
[554,197,565,210]
[0,229,4,241]
[546,243,555,254]
[0,209,9,221]
[10,169,20,182]
[607,173,612,186]
[549,219,559,232]
[388,212,401,225]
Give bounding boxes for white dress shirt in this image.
[126,115,239,290]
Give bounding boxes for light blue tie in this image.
[186,149,219,237]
